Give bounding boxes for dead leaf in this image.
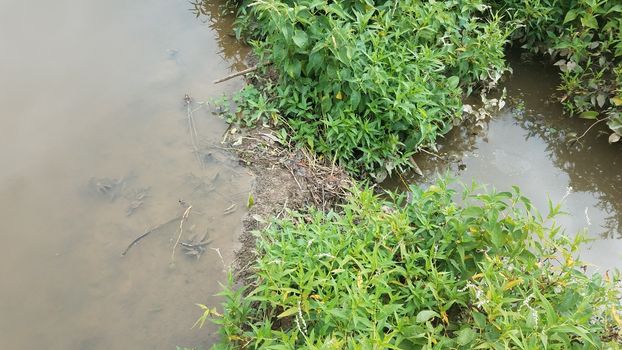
[597,94,606,108]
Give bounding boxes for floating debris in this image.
[185,173,217,195]
[89,177,125,201]
[126,200,144,216]
[223,203,237,215]
[180,231,211,260]
[125,187,150,217]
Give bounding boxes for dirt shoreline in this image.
[221,126,352,283]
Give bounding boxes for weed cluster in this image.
[207,180,622,349]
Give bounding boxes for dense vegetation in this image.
[187,2,622,349]
[204,180,622,349]
[210,0,509,177]
[199,0,622,176]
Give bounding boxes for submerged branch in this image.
[170,205,193,265]
[569,116,611,147]
[213,61,272,84]
[121,215,182,256]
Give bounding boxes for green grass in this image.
[205,179,622,349]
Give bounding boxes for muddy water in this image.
[0,1,251,349]
[387,59,622,270]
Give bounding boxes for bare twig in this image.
[288,168,304,191]
[171,205,193,265]
[213,61,273,84]
[211,247,226,269]
[185,95,203,167]
[223,203,238,215]
[121,215,183,256]
[419,147,445,160]
[569,116,611,147]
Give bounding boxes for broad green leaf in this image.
[447,76,460,89]
[292,30,308,48]
[277,306,299,319]
[456,327,477,346]
[416,310,439,323]
[462,206,484,217]
[350,90,361,109]
[607,4,622,14]
[579,111,598,119]
[563,10,578,23]
[597,94,607,107]
[581,14,598,29]
[549,325,598,348]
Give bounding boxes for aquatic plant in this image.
[205,179,622,349]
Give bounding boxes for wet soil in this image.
[222,127,351,282]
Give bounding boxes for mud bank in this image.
[221,126,351,282]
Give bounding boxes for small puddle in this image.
[0,1,251,349]
[386,58,622,270]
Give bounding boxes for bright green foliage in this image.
[218,85,281,127]
[209,180,622,349]
[224,0,509,175]
[490,0,622,139]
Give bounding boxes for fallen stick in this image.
[184,95,203,168]
[121,215,182,256]
[213,61,272,84]
[170,205,193,265]
[180,240,212,248]
[569,116,611,147]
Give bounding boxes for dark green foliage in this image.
[207,180,622,349]
[214,0,622,174]
[223,0,509,175]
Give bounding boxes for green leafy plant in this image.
[214,0,622,167]
[213,85,281,128]
[219,0,510,176]
[207,179,622,349]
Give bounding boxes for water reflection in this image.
[386,58,622,269]
[507,60,622,240]
[191,0,249,72]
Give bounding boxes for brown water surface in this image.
[386,59,622,270]
[0,1,251,349]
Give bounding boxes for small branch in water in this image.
[569,116,611,147]
[213,61,273,84]
[170,205,193,265]
[185,94,203,168]
[419,148,445,160]
[121,215,182,256]
[211,247,226,270]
